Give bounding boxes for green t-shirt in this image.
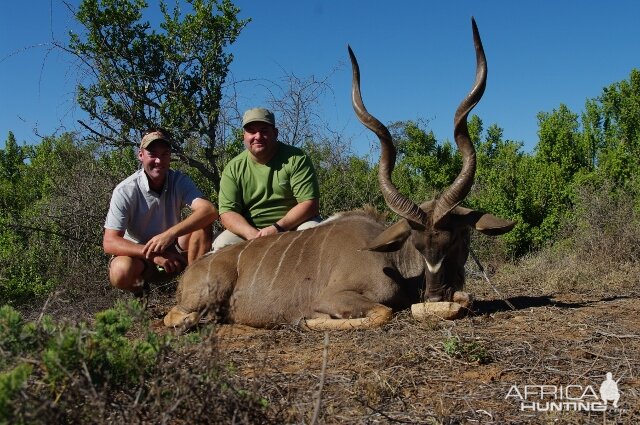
[218,142,320,228]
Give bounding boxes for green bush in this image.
[0,363,32,422]
[0,305,23,355]
[1,301,163,409]
[0,301,277,423]
[89,302,161,385]
[43,301,161,390]
[443,336,491,364]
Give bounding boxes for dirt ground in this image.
[139,275,640,424]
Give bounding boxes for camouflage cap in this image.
[140,130,172,149]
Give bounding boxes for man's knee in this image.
[178,226,213,264]
[212,229,244,252]
[108,256,144,292]
[296,217,322,231]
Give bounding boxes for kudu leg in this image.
[164,306,201,330]
[301,304,392,331]
[452,291,473,309]
[163,248,238,331]
[300,292,393,330]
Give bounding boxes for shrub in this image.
[0,302,279,424]
[442,336,491,364]
[0,363,32,423]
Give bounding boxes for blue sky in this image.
[1,1,639,155]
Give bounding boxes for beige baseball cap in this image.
[242,108,275,128]
[140,130,172,149]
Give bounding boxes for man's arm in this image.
[254,198,319,238]
[103,228,146,258]
[142,198,218,257]
[220,211,260,240]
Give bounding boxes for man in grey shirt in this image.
[103,129,218,295]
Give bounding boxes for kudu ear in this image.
[452,206,516,236]
[362,219,417,252]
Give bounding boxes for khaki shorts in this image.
[109,243,187,285]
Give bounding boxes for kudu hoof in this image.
[164,306,200,331]
[411,301,467,321]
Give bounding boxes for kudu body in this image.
[164,18,515,331]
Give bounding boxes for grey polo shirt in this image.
[104,169,203,244]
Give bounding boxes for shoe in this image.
[134,280,151,309]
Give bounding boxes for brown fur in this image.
[323,205,389,224]
[165,214,420,330]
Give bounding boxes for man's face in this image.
[243,121,278,163]
[138,140,171,186]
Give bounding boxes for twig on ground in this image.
[310,332,329,425]
[37,291,58,323]
[470,248,516,310]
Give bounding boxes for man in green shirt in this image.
[213,107,321,250]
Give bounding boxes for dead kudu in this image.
[164,18,515,331]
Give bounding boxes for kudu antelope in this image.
[164,18,515,331]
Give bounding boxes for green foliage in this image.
[42,325,86,390]
[442,336,490,364]
[0,133,112,306]
[0,305,24,357]
[69,0,249,190]
[42,301,160,390]
[589,69,640,187]
[1,301,161,408]
[473,128,522,213]
[0,236,57,304]
[470,114,588,256]
[304,140,383,216]
[0,363,32,422]
[390,119,461,201]
[179,130,245,204]
[99,145,138,180]
[490,155,574,255]
[90,302,160,384]
[0,132,28,218]
[0,302,279,423]
[536,104,589,177]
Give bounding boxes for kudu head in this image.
[349,18,515,301]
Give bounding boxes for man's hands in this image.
[142,230,186,273]
[149,249,186,274]
[143,230,177,258]
[252,225,280,239]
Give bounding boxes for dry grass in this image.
[203,276,639,424]
[14,264,637,424]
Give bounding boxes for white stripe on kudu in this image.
[248,244,270,288]
[269,231,304,290]
[316,223,336,279]
[236,239,254,276]
[293,226,318,271]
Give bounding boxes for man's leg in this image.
[178,225,213,265]
[109,253,184,296]
[108,256,146,294]
[210,218,321,253]
[211,229,245,252]
[296,217,322,231]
